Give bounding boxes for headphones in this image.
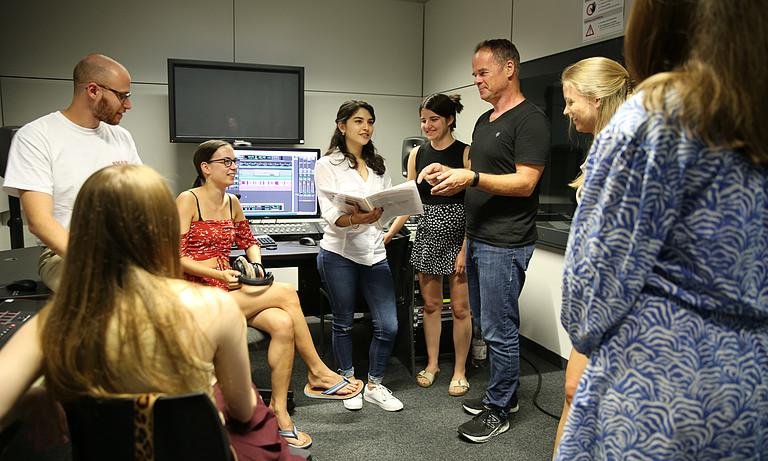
[232,256,274,286]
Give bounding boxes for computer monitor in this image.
[227,147,320,219]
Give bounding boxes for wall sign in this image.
[583,0,624,43]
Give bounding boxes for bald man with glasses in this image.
[3,53,142,291]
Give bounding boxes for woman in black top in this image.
[387,94,471,396]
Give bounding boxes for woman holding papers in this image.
[177,140,363,449]
[387,93,472,396]
[315,100,404,412]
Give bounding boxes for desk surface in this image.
[232,240,319,264]
[0,246,50,299]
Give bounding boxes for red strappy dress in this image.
[179,192,258,290]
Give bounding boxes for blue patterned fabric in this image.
[557,93,768,460]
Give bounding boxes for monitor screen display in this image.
[227,147,320,219]
[168,59,304,144]
[519,37,624,220]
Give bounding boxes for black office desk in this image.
[0,246,51,300]
[236,240,416,376]
[0,243,417,375]
[232,241,324,318]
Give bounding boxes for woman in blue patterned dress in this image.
[557,0,768,459]
[553,57,631,456]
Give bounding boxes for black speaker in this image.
[0,126,21,177]
[401,136,426,177]
[1,126,24,248]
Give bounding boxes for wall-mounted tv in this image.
[168,59,304,144]
[519,37,624,250]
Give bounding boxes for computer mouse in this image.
[6,279,38,292]
[298,236,317,246]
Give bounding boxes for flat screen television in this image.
[519,37,624,249]
[168,59,304,144]
[226,147,320,219]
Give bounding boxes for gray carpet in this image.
[251,318,565,461]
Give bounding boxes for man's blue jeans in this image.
[466,239,535,416]
[316,248,398,383]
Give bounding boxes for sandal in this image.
[416,369,439,388]
[278,425,313,449]
[448,378,470,396]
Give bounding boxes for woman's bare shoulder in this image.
[171,280,239,320]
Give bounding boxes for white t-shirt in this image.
[2,111,141,228]
[315,150,390,266]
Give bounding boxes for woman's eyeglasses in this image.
[207,158,239,167]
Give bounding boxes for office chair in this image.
[63,393,234,461]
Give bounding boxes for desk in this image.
[232,241,323,317]
[0,246,51,299]
[237,239,417,376]
[0,243,417,375]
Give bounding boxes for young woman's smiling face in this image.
[562,83,600,134]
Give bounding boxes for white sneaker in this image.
[343,392,363,411]
[363,384,403,412]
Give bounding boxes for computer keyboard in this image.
[250,221,322,236]
[0,311,32,344]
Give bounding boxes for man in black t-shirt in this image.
[418,39,550,444]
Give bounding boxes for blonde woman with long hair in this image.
[0,165,300,460]
[553,56,631,455]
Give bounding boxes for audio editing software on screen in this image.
[228,149,318,218]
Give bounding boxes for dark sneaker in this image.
[458,407,510,443]
[462,397,488,415]
[462,393,518,416]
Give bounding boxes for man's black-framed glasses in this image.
[96,83,131,104]
[207,158,239,168]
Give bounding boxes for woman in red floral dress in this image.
[177,140,363,449]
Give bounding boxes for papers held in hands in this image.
[321,180,424,229]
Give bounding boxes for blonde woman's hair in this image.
[625,0,768,165]
[561,57,631,191]
[40,164,211,400]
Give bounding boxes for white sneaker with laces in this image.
[343,392,363,411]
[363,384,404,412]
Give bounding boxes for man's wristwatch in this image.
[470,171,480,187]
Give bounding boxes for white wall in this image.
[422,0,513,147]
[513,0,631,62]
[0,0,425,249]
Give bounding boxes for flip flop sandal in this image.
[278,425,313,449]
[416,369,439,388]
[448,378,470,396]
[303,376,362,400]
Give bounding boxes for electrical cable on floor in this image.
[521,354,561,420]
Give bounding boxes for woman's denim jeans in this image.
[317,248,398,383]
[466,239,535,416]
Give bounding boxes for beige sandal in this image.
[416,369,439,388]
[448,378,470,396]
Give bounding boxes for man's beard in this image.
[94,98,121,126]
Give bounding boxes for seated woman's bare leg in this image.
[247,307,310,447]
[229,282,362,395]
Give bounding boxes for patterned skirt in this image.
[410,203,465,275]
